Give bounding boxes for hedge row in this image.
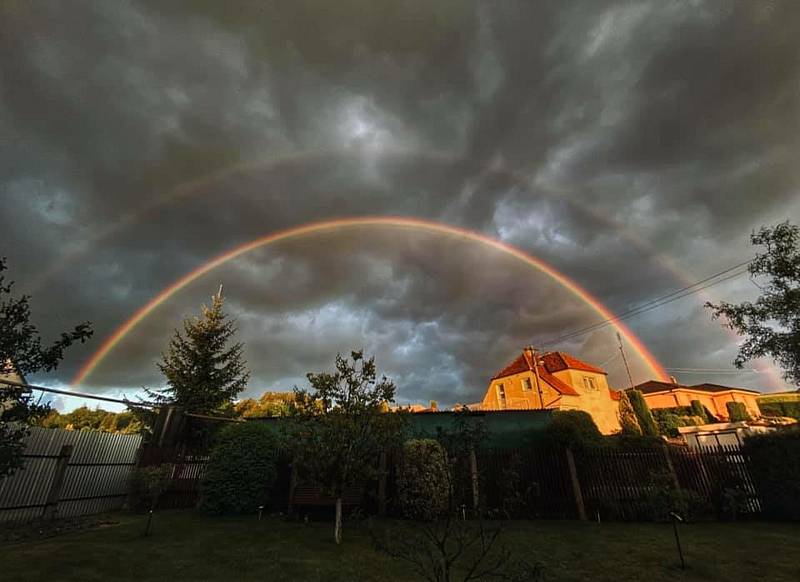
[758,400,800,419]
[743,428,800,521]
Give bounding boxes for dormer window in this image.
[583,376,597,391]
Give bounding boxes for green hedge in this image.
[743,427,800,521]
[726,401,750,422]
[397,439,449,520]
[543,410,603,449]
[628,390,659,437]
[758,401,800,419]
[200,422,279,514]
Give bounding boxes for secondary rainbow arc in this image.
[71,217,670,387]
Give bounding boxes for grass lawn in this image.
[2,511,799,581]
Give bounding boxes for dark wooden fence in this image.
[137,441,764,521]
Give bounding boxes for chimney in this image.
[669,375,678,385]
[523,345,535,363]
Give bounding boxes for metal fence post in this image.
[43,444,73,520]
[565,447,587,521]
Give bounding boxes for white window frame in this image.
[522,378,532,391]
[583,376,597,391]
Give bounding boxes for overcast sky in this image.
[2,1,798,410]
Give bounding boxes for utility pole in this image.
[617,333,635,392]
[527,345,546,409]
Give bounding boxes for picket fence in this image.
[0,427,142,523]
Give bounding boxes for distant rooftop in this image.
[633,380,761,395]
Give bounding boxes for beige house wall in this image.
[643,389,761,420]
[481,368,622,435]
[481,371,561,410]
[552,370,621,434]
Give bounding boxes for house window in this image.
[522,378,532,391]
[496,383,506,407]
[582,376,597,391]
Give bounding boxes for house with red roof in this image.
[475,348,622,434]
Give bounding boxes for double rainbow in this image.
[72,216,669,387]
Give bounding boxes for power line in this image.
[665,368,762,374]
[0,378,160,409]
[539,259,751,347]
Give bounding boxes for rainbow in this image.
[71,216,670,387]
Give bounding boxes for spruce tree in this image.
[152,288,249,413]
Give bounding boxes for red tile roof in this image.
[492,350,606,380]
[541,352,607,375]
[490,350,602,397]
[609,389,622,401]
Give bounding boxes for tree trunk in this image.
[334,497,343,545]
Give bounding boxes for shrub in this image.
[544,411,603,449]
[128,464,172,512]
[639,469,705,522]
[200,422,279,514]
[690,400,710,423]
[396,439,449,520]
[726,401,751,422]
[758,400,800,419]
[627,390,659,437]
[657,413,684,438]
[743,427,800,520]
[617,391,642,436]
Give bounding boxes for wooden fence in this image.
[91,440,765,522]
[0,427,142,523]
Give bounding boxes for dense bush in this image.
[726,401,751,422]
[200,422,279,514]
[690,400,711,423]
[743,427,800,520]
[396,439,449,520]
[128,464,172,512]
[758,400,800,419]
[543,411,603,449]
[639,469,705,521]
[627,390,659,436]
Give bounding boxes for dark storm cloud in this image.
[1,0,798,406]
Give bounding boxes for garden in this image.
[3,511,799,581]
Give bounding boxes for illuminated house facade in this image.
[476,348,622,434]
[633,380,761,420]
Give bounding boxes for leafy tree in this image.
[150,289,249,413]
[627,389,659,437]
[288,350,405,544]
[234,391,294,418]
[0,257,92,478]
[706,221,800,386]
[38,406,144,434]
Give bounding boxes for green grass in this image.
[2,511,799,581]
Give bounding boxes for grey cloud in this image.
[2,0,798,406]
